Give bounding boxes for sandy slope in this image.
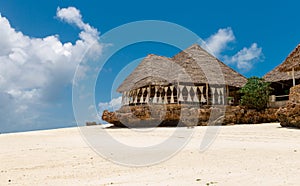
[1,123,300,186]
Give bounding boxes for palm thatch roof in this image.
[278,44,300,72]
[117,44,247,92]
[172,44,247,87]
[264,44,300,82]
[117,54,180,92]
[263,65,300,83]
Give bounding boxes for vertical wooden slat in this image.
[206,83,209,105]
[226,85,229,97]
[292,68,295,86]
[226,85,229,105]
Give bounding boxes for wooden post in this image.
[226,85,229,105]
[226,85,229,97]
[206,83,209,105]
[177,81,179,105]
[149,85,151,104]
[292,68,295,86]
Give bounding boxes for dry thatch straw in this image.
[172,44,247,87]
[117,44,247,93]
[264,65,300,83]
[117,54,177,92]
[264,44,300,83]
[278,44,300,72]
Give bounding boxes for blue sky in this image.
[0,0,300,133]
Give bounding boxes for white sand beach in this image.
[1,123,300,186]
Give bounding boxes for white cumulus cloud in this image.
[0,7,103,133]
[203,27,235,57]
[56,7,99,44]
[224,43,263,71]
[99,96,122,111]
[202,27,263,71]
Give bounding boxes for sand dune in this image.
[1,123,300,186]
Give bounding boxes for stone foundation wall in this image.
[102,104,278,127]
[277,84,300,128]
[289,85,300,104]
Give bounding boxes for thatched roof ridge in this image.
[117,44,247,92]
[278,44,300,72]
[172,44,247,87]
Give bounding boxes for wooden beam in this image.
[177,81,179,105]
[226,85,229,105]
[206,83,209,105]
[226,85,229,97]
[292,68,296,86]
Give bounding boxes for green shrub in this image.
[239,77,273,111]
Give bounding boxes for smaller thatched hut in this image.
[278,44,300,71]
[264,44,300,106]
[277,44,300,86]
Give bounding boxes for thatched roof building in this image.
[117,44,247,106]
[264,44,300,96]
[278,44,300,72]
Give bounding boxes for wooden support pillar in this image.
[148,85,151,104]
[153,86,158,104]
[170,85,175,104]
[177,81,179,105]
[292,68,295,86]
[164,87,168,104]
[226,85,229,97]
[206,83,209,105]
[226,85,229,105]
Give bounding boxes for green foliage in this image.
[239,77,273,111]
